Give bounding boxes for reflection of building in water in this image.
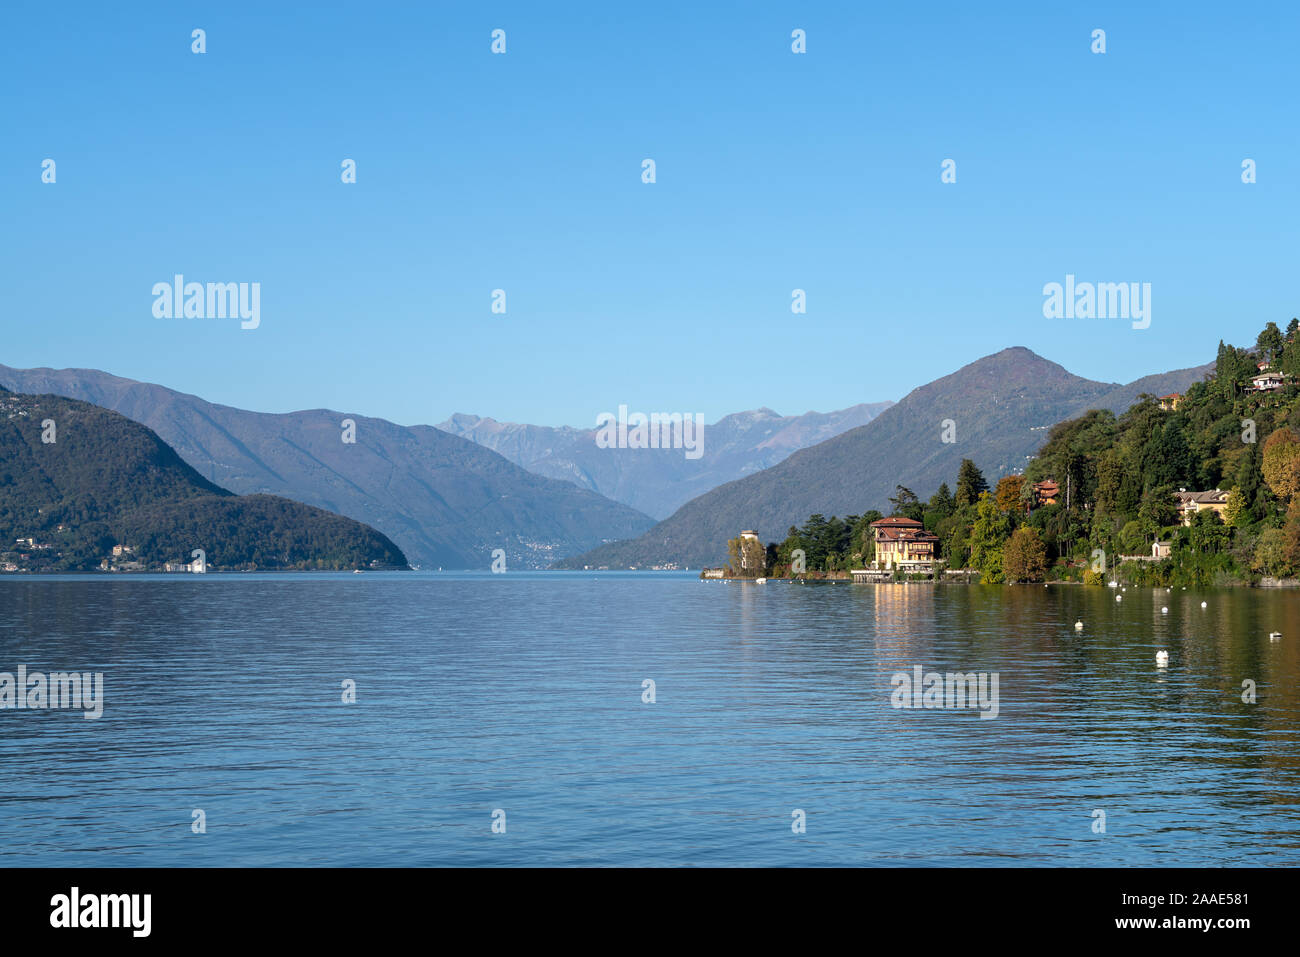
[870,582,936,647]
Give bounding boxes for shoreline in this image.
[703,573,1300,588]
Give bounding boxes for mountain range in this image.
[0,387,406,571]
[555,347,1216,569]
[3,347,1215,572]
[437,402,894,519]
[0,364,655,569]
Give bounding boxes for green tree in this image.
[926,483,955,520]
[1140,422,1197,491]
[1093,450,1124,513]
[1258,322,1284,367]
[1187,510,1230,554]
[852,511,883,561]
[1138,485,1178,535]
[955,459,988,508]
[1214,341,1253,398]
[1224,487,1249,528]
[1282,339,1300,380]
[888,486,924,522]
[969,491,1009,583]
[1118,519,1146,554]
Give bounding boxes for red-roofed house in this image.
[870,516,940,570]
[1032,480,1060,507]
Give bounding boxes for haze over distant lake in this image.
[2,572,1298,866]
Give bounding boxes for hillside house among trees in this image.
[1174,489,1230,526]
[1032,480,1060,507]
[1250,371,1287,392]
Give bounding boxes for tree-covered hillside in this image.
[0,388,407,571]
[705,319,1300,586]
[1017,321,1300,583]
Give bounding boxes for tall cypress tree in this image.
[955,459,988,507]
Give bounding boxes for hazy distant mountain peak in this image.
[437,400,895,518]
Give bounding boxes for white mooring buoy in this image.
[1201,601,1207,609]
[1156,650,1169,666]
[1075,620,1084,631]
[1161,607,1168,614]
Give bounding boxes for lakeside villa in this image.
[868,517,939,570]
[707,517,948,581]
[850,517,942,581]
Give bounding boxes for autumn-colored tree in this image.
[994,475,1023,513]
[1284,498,1300,570]
[1223,487,1249,527]
[725,536,767,578]
[1255,527,1289,577]
[1003,526,1048,582]
[1262,428,1300,502]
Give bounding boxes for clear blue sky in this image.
[3,1,1296,427]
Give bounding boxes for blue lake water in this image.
[1,571,1298,866]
